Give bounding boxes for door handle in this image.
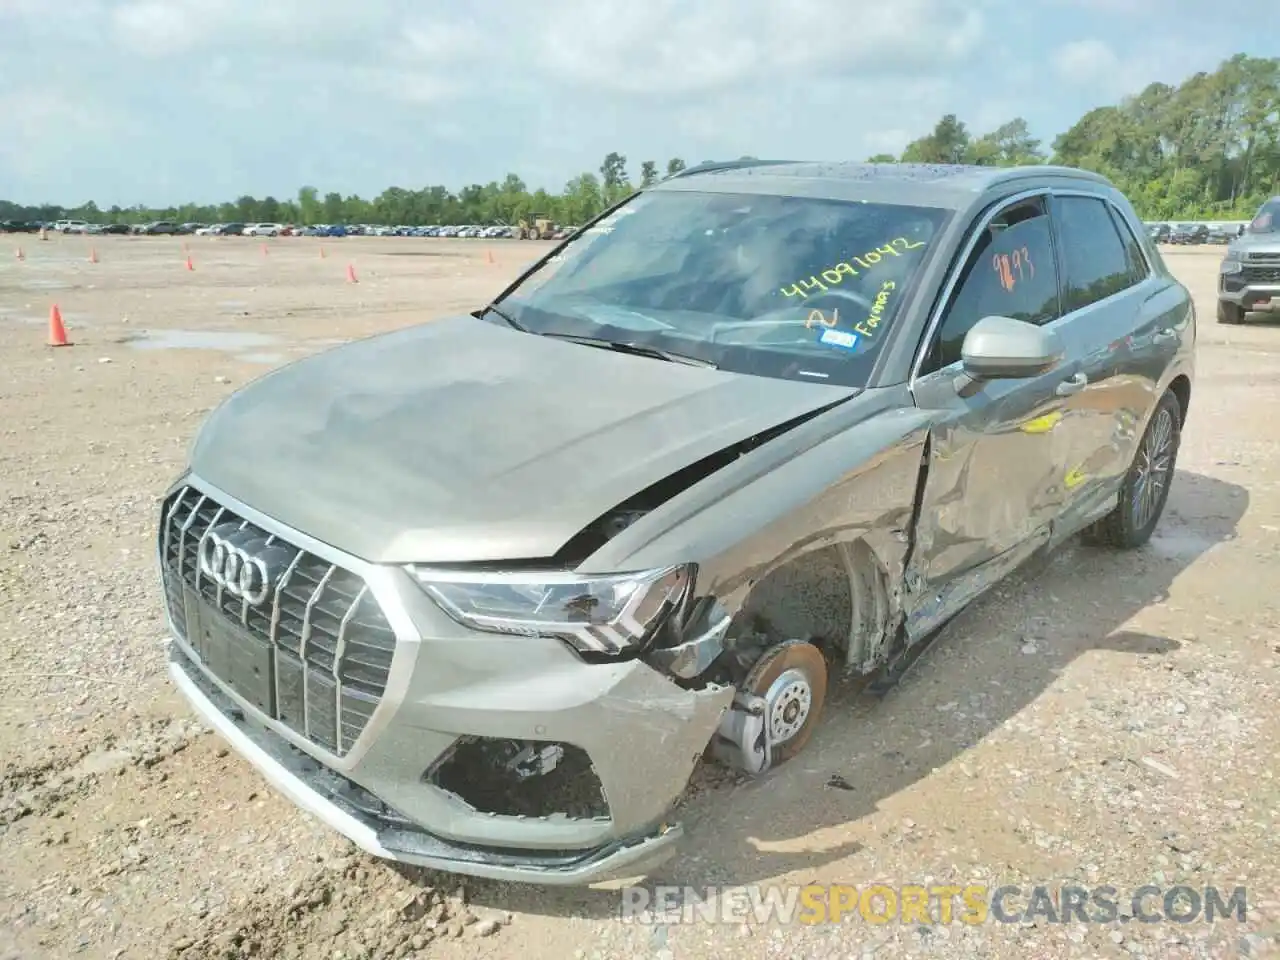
[1153,329,1177,343]
[1055,372,1088,397]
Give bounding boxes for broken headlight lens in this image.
[407,565,693,656]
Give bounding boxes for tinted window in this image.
[499,190,951,388]
[1055,197,1141,311]
[924,198,1060,373]
[1248,199,1280,234]
[1108,206,1150,286]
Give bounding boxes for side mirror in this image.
[960,315,1063,381]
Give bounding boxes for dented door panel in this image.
[903,360,1077,640]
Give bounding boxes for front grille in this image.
[1241,265,1280,284]
[159,485,397,756]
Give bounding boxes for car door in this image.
[1044,192,1172,534]
[905,193,1077,640]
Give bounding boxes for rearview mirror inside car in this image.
[960,315,1063,382]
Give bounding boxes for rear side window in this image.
[1054,196,1142,312]
[1108,207,1150,286]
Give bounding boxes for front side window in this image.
[923,197,1060,373]
[1054,196,1141,312]
[495,190,951,387]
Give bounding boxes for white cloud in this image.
[111,1,203,54]
[1052,36,1211,100]
[0,0,1265,205]
[532,0,985,97]
[1053,39,1120,82]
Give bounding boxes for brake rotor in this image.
[742,639,828,765]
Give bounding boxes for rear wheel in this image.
[1082,390,1181,549]
[1217,300,1246,324]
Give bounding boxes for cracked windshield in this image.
[498,190,950,386]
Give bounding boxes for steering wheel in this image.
[803,287,876,316]
[708,286,879,348]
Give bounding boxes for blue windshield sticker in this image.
[818,328,860,351]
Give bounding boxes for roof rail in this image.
[668,159,798,180]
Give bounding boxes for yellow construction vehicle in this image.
[517,217,556,240]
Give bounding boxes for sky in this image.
[1,0,1276,208]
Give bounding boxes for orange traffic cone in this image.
[88,247,98,263]
[48,304,70,347]
[15,247,24,260]
[261,243,268,256]
[319,245,326,259]
[39,227,48,241]
[486,249,495,264]
[185,255,194,271]
[346,263,358,284]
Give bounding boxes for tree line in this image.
[2,54,1275,228]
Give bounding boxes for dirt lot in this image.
[1,234,1278,960]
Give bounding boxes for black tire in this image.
[1082,390,1181,549]
[1217,300,1246,325]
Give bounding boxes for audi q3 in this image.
[158,160,1195,885]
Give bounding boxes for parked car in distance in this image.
[55,219,90,233]
[1146,222,1171,243]
[244,222,286,237]
[100,223,131,235]
[211,223,246,236]
[0,220,41,233]
[195,224,221,236]
[177,222,206,235]
[134,221,179,235]
[159,160,1194,886]
[1217,196,1280,325]
[1168,222,1209,244]
[1204,222,1244,244]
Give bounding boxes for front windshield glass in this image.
[1247,200,1280,235]
[496,190,951,387]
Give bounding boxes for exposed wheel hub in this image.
[765,669,812,744]
[710,640,828,775]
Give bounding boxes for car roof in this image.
[650,160,1115,209]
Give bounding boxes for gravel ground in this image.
[1,235,1277,960]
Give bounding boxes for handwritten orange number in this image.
[993,246,1034,292]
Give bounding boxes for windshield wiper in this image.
[540,333,717,368]
[481,303,526,331]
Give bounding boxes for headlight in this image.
[1221,251,1243,274]
[407,565,693,656]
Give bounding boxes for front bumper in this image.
[160,475,735,885]
[1220,266,1280,310]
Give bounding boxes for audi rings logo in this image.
[199,528,275,605]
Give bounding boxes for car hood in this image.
[189,315,856,563]
[1230,232,1280,255]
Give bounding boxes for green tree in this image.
[298,186,321,224]
[901,114,970,164]
[599,152,630,205]
[640,161,659,187]
[665,157,686,177]
[964,118,1043,166]
[321,192,345,223]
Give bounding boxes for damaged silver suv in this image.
[159,161,1194,885]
